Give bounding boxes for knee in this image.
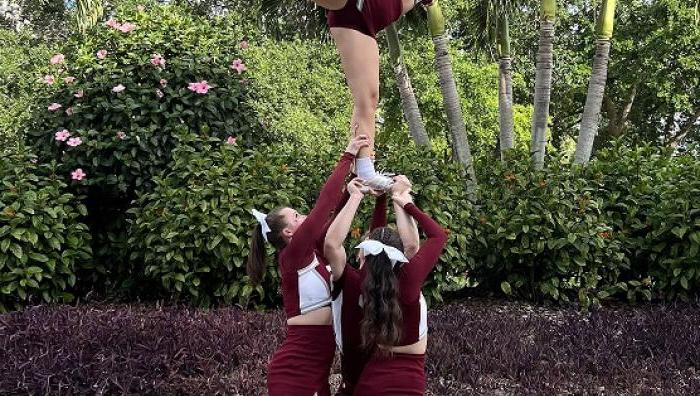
[354,89,379,116]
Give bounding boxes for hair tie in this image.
[252,209,271,243]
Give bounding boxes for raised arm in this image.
[282,136,369,265]
[394,194,448,302]
[394,202,419,259]
[391,176,419,259]
[324,179,365,280]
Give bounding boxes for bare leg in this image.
[330,27,380,162]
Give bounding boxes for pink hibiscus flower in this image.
[118,22,136,33]
[65,107,74,116]
[230,59,247,74]
[150,54,166,68]
[48,103,62,111]
[74,90,84,98]
[96,49,108,60]
[71,168,87,181]
[117,131,127,140]
[67,137,83,147]
[50,53,65,65]
[54,129,71,141]
[160,78,167,88]
[43,75,55,85]
[112,84,126,93]
[187,80,211,95]
[225,136,237,145]
[64,76,76,84]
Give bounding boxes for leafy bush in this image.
[245,39,351,152]
[468,152,629,308]
[127,135,316,307]
[26,2,263,195]
[0,29,56,154]
[644,155,700,299]
[20,2,265,289]
[0,152,92,312]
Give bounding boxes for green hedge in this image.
[0,152,92,312]
[126,134,317,307]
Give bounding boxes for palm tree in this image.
[573,0,617,165]
[385,23,431,148]
[75,0,104,33]
[465,0,522,160]
[496,11,514,157]
[426,0,478,194]
[530,0,555,170]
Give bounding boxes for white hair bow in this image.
[252,209,271,242]
[355,239,409,267]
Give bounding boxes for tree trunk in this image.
[385,23,431,148]
[498,57,514,157]
[574,38,611,164]
[531,16,555,170]
[427,1,478,195]
[497,14,514,159]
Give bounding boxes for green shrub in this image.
[469,152,629,308]
[26,2,263,196]
[0,152,92,312]
[245,39,351,153]
[0,29,56,154]
[644,154,700,299]
[21,2,265,288]
[126,134,316,307]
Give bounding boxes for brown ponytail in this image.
[246,207,289,285]
[360,227,404,351]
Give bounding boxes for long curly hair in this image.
[360,227,404,352]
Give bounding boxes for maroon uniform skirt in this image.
[268,324,336,396]
[327,0,403,38]
[353,352,426,396]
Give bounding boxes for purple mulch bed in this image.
[1,299,699,395]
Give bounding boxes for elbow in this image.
[404,244,419,260]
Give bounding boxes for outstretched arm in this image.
[393,192,448,302]
[391,176,419,259]
[283,135,369,267]
[324,179,365,281]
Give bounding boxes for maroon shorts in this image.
[267,324,336,396]
[353,352,426,395]
[327,0,403,38]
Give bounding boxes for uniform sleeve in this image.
[399,203,448,302]
[281,152,355,270]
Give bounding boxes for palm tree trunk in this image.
[427,1,478,195]
[497,13,514,159]
[531,0,555,170]
[385,23,431,148]
[574,0,616,164]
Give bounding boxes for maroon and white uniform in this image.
[267,152,354,396]
[333,202,448,396]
